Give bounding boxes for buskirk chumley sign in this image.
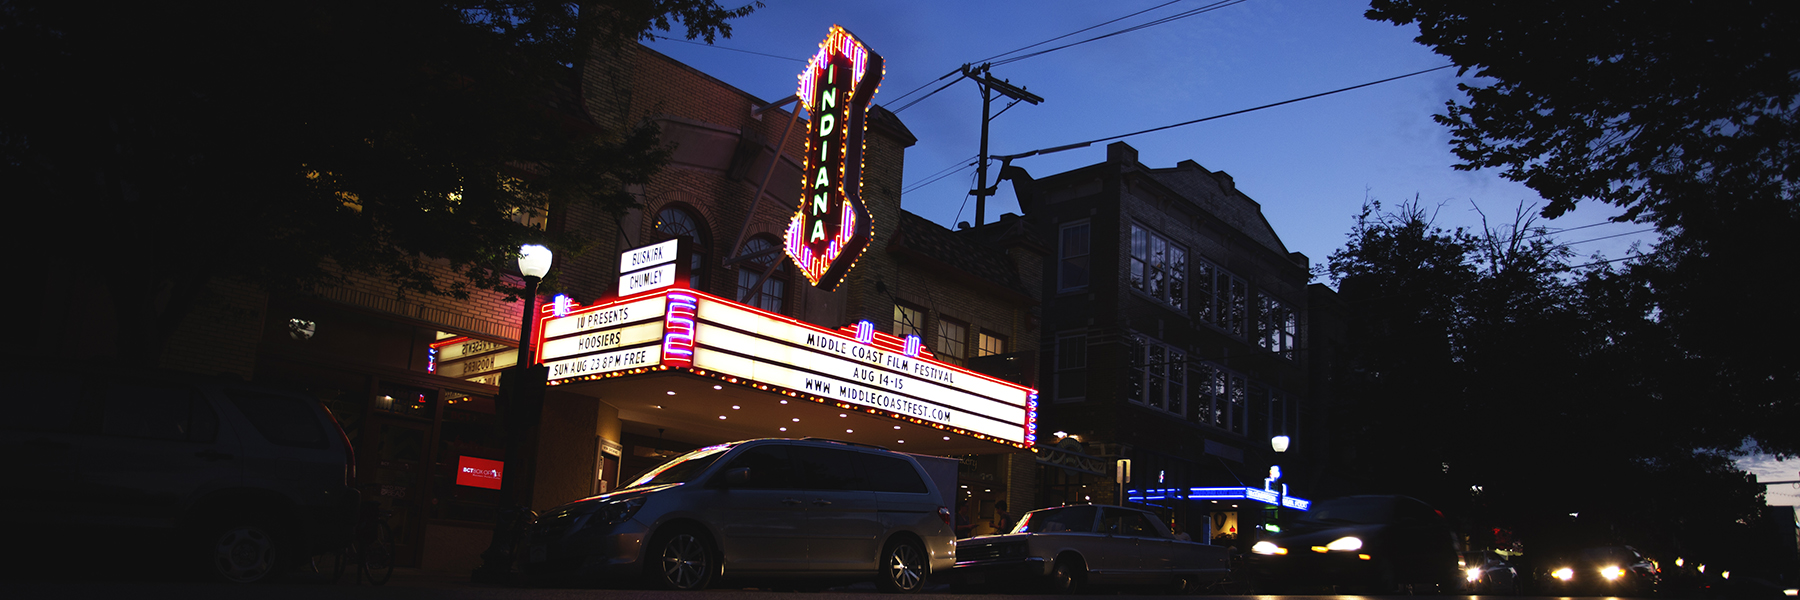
[784,25,883,291]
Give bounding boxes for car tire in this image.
[204,519,284,584]
[877,538,928,593]
[646,526,716,591]
[1046,556,1085,594]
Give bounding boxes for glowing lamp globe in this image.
[518,244,553,279]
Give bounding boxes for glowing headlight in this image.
[1326,536,1364,551]
[1466,567,1483,582]
[1600,565,1625,581]
[1251,541,1287,555]
[1553,567,1575,581]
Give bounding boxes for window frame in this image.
[1125,332,1187,417]
[1256,292,1298,360]
[734,236,787,313]
[1053,332,1088,403]
[977,331,1006,357]
[1128,223,1187,311]
[892,303,925,340]
[1058,221,1092,292]
[935,317,968,366]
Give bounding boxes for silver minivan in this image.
[525,438,956,591]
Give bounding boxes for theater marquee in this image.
[532,289,1036,448]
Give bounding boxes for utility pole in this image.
[962,64,1043,228]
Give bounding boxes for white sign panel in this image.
[539,320,665,362]
[618,263,678,297]
[689,298,1030,444]
[437,338,510,362]
[541,295,667,340]
[545,345,661,381]
[619,238,680,273]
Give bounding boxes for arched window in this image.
[653,206,708,290]
[735,236,786,313]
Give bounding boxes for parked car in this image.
[1248,495,1461,593]
[951,504,1232,593]
[1460,550,1522,594]
[523,438,955,591]
[1531,544,1660,596]
[0,369,359,583]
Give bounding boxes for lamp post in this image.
[474,244,553,584]
[1267,435,1290,533]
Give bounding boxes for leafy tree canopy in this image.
[2,0,758,350]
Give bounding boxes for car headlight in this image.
[1251,541,1287,555]
[1600,565,1625,581]
[1325,536,1363,551]
[1553,567,1575,581]
[572,496,647,531]
[1467,567,1483,582]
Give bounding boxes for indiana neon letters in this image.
[785,26,884,291]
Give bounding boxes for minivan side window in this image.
[224,389,327,449]
[857,453,927,493]
[794,446,866,491]
[716,444,798,489]
[100,384,217,443]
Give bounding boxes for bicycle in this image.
[311,505,395,585]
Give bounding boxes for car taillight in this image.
[939,506,952,525]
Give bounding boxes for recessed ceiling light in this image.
[718,416,727,420]
[780,427,787,432]
[780,400,788,404]
[713,385,723,390]
[731,405,740,410]
[654,405,663,409]
[943,436,950,440]
[846,429,854,433]
[898,440,905,443]
[839,413,847,418]
[666,391,676,395]
[792,418,800,422]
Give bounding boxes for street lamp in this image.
[474,244,553,584]
[1271,435,1290,453]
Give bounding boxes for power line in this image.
[991,0,1254,67]
[970,0,1192,65]
[995,65,1456,158]
[901,155,979,196]
[646,35,805,62]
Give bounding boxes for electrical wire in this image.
[990,0,1253,67]
[646,34,805,62]
[901,155,979,196]
[969,0,1192,65]
[994,64,1456,158]
[890,72,970,114]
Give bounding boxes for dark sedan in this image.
[1248,495,1461,593]
[951,504,1231,593]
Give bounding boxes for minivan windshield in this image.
[624,444,733,489]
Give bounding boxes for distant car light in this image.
[1600,565,1626,581]
[1467,567,1483,582]
[1326,536,1364,551]
[1251,541,1287,555]
[1553,567,1575,581]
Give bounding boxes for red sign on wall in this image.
[456,456,504,490]
[785,25,884,291]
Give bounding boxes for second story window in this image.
[1058,221,1091,292]
[1129,224,1186,310]
[654,206,709,291]
[1257,293,1297,360]
[1125,333,1186,417]
[735,236,786,313]
[977,331,1006,357]
[1054,333,1087,402]
[935,318,967,366]
[893,304,924,340]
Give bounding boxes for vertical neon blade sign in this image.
[785,25,884,291]
[662,292,698,368]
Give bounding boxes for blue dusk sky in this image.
[645,0,1659,284]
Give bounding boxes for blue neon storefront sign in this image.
[1127,486,1311,511]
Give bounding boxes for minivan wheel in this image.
[205,521,282,583]
[877,539,928,593]
[646,527,715,590]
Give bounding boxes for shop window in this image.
[433,392,502,522]
[374,382,436,421]
[654,205,709,291]
[936,317,968,366]
[734,236,786,313]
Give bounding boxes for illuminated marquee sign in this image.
[532,289,1037,448]
[430,336,515,382]
[784,26,884,291]
[618,238,689,297]
[455,456,504,490]
[1128,487,1312,511]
